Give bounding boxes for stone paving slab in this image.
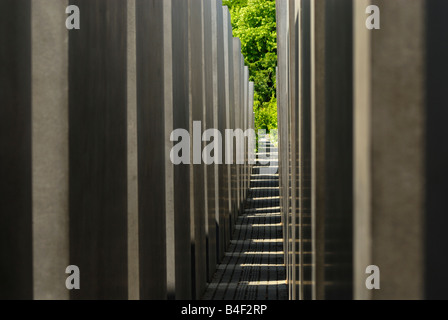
[203,146,288,300]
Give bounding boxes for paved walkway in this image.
[202,145,288,300]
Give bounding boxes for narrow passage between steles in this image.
[203,142,288,300]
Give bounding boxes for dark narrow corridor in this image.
[203,143,287,300]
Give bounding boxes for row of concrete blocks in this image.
[0,0,255,300]
[276,0,448,300]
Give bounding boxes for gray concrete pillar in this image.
[275,0,290,290]
[164,0,176,300]
[233,38,242,217]
[352,0,448,300]
[203,0,217,281]
[310,0,326,301]
[68,0,128,300]
[243,66,249,203]
[0,0,33,300]
[223,5,234,242]
[213,0,227,262]
[224,18,237,231]
[231,38,236,229]
[239,58,245,208]
[310,0,355,301]
[354,0,425,300]
[136,0,167,299]
[288,0,299,300]
[249,82,255,166]
[189,0,208,300]
[238,53,245,210]
[298,0,313,301]
[322,0,354,300]
[127,0,139,301]
[169,0,192,300]
[211,0,220,264]
[32,0,70,300]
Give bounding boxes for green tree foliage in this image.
[223,0,278,132]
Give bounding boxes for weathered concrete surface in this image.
[310,0,326,301]
[69,0,128,300]
[243,66,249,206]
[298,0,312,301]
[233,38,242,216]
[189,0,207,300]
[170,0,192,300]
[214,0,227,263]
[322,0,353,300]
[0,0,32,300]
[32,0,69,300]
[223,9,237,234]
[222,5,233,255]
[354,0,425,300]
[127,0,139,301]
[136,0,167,300]
[288,0,298,300]
[275,1,290,293]
[203,0,217,281]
